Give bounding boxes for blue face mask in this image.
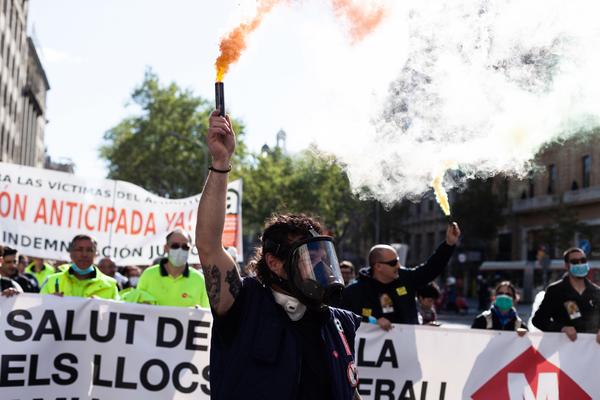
[70,263,95,275]
[494,294,514,312]
[570,263,590,278]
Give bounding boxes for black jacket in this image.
[0,277,21,292]
[471,306,528,331]
[340,242,455,324]
[532,275,600,333]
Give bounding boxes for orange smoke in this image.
[215,0,282,82]
[330,0,386,43]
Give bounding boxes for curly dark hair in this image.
[246,213,323,285]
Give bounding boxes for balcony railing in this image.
[511,194,561,213]
[563,185,600,205]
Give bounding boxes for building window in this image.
[426,232,435,255]
[528,171,535,198]
[415,202,421,215]
[414,234,422,261]
[583,155,591,188]
[547,164,557,194]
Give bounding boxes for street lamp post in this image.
[168,131,209,183]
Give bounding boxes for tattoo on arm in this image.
[204,265,221,307]
[225,268,241,298]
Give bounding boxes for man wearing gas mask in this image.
[196,110,362,400]
[136,228,210,308]
[532,247,600,343]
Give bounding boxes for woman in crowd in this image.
[471,280,528,333]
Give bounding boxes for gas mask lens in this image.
[289,237,344,302]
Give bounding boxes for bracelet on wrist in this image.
[208,164,232,174]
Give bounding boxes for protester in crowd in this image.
[119,265,157,304]
[98,257,127,290]
[0,247,39,293]
[0,247,23,297]
[340,260,357,286]
[416,282,441,325]
[341,224,460,330]
[121,265,142,290]
[25,257,56,287]
[472,281,528,334]
[196,110,361,400]
[135,229,209,308]
[17,254,28,274]
[40,234,119,300]
[532,247,600,343]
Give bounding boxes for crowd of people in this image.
[1,108,599,399]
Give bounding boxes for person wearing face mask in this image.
[40,234,119,299]
[471,281,528,334]
[196,110,362,400]
[136,229,209,308]
[532,247,600,343]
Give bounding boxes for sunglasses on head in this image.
[170,243,190,251]
[379,258,399,267]
[569,257,587,264]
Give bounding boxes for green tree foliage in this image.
[100,70,246,198]
[240,145,364,250]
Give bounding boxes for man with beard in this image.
[0,247,39,292]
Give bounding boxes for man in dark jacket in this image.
[341,223,460,330]
[0,247,39,293]
[196,110,362,400]
[532,247,600,343]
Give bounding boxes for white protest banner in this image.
[356,324,600,399]
[0,294,212,400]
[4,294,600,400]
[0,162,243,264]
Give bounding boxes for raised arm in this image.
[409,223,460,286]
[196,110,241,316]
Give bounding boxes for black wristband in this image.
[209,164,232,174]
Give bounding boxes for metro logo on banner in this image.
[472,346,591,400]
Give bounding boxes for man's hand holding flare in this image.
[207,110,236,169]
[445,222,461,246]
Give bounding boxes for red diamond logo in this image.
[472,346,590,399]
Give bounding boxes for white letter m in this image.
[508,372,559,400]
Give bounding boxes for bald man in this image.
[341,223,460,330]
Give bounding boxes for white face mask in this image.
[168,248,189,267]
[128,276,139,287]
[272,290,307,321]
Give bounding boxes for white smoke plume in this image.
[340,0,600,205]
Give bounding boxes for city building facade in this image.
[0,0,49,167]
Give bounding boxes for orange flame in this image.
[215,0,282,82]
[330,0,387,43]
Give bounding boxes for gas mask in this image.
[265,231,345,308]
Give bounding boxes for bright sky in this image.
[28,0,407,180]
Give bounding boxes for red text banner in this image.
[0,162,242,264]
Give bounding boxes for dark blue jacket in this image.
[210,277,361,400]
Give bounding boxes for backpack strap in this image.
[482,310,493,329]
